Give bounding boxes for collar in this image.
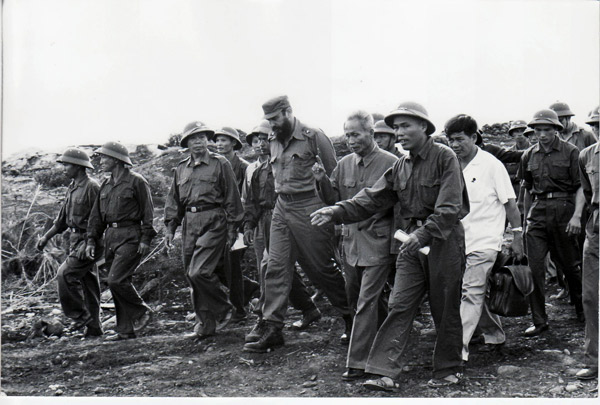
[355,144,379,167]
[409,137,434,160]
[464,148,482,169]
[290,118,304,141]
[69,175,89,191]
[187,152,211,167]
[532,135,561,154]
[109,168,133,187]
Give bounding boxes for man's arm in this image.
[220,159,244,244]
[504,199,524,260]
[314,130,338,176]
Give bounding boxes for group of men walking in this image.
[39,95,599,391]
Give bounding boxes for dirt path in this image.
[1,281,597,398]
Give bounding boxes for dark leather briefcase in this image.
[487,253,534,317]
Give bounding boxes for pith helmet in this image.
[181,121,215,148]
[373,120,395,136]
[56,148,94,169]
[96,142,133,165]
[549,101,575,117]
[523,127,534,137]
[586,106,599,125]
[214,127,243,150]
[384,102,436,135]
[508,120,528,135]
[246,120,272,145]
[528,109,564,131]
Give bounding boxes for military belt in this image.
[534,191,573,200]
[277,190,315,202]
[108,220,140,228]
[68,227,86,233]
[186,203,220,213]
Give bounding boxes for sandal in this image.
[427,373,462,388]
[363,376,400,392]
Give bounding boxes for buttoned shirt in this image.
[241,159,261,203]
[228,153,249,193]
[560,122,598,151]
[317,144,398,266]
[333,138,469,247]
[88,169,157,245]
[519,136,581,195]
[164,152,243,235]
[579,142,599,207]
[461,149,515,254]
[243,160,275,231]
[54,175,100,233]
[269,118,337,194]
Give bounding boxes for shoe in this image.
[243,324,284,353]
[84,326,103,338]
[576,368,598,380]
[340,315,353,345]
[363,376,400,392]
[550,288,569,300]
[245,319,267,343]
[105,332,136,341]
[291,308,322,330]
[230,311,247,324]
[216,308,233,332]
[342,368,365,381]
[577,312,585,323]
[68,317,93,333]
[183,331,214,341]
[477,342,505,353]
[427,373,462,388]
[523,324,549,337]
[133,310,153,333]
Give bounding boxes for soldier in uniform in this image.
[505,120,531,215]
[575,140,599,380]
[586,107,599,139]
[214,126,250,323]
[373,119,406,158]
[37,148,103,338]
[164,122,244,339]
[312,110,398,381]
[311,102,469,389]
[242,128,321,342]
[550,101,598,150]
[243,95,351,353]
[86,142,156,341]
[519,109,584,337]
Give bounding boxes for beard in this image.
[274,118,293,143]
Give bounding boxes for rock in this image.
[51,309,62,315]
[61,360,70,368]
[42,318,64,337]
[52,355,63,365]
[558,377,564,384]
[563,349,571,356]
[185,313,196,321]
[101,290,112,302]
[566,368,580,376]
[298,332,310,339]
[302,381,317,388]
[54,389,63,396]
[562,357,577,366]
[26,312,35,318]
[565,384,578,392]
[102,316,116,329]
[93,386,105,394]
[497,365,520,376]
[413,320,424,328]
[64,371,74,378]
[310,375,317,381]
[420,328,436,336]
[402,365,413,372]
[549,386,564,394]
[139,277,161,299]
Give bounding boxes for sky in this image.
[2,0,599,159]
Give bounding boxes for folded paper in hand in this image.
[394,229,430,255]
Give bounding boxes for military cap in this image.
[262,95,291,120]
[508,120,528,135]
[385,102,436,136]
[246,120,272,145]
[214,127,243,150]
[373,120,395,136]
[528,109,564,131]
[57,147,94,169]
[181,121,215,148]
[523,127,534,137]
[549,101,575,117]
[586,106,599,125]
[96,141,133,166]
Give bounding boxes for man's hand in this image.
[85,244,95,260]
[165,233,174,250]
[398,233,421,258]
[311,156,326,182]
[310,207,334,226]
[510,232,525,261]
[227,231,237,247]
[566,214,582,236]
[137,242,150,256]
[243,229,254,246]
[76,243,87,260]
[36,236,48,251]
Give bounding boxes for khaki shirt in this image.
[269,118,337,194]
[579,142,599,207]
[560,122,598,151]
[54,175,100,232]
[164,152,243,235]
[243,160,275,231]
[519,136,580,195]
[87,169,157,246]
[228,153,249,193]
[317,145,398,266]
[334,138,469,247]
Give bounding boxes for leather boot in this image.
[245,319,267,343]
[243,323,284,352]
[340,315,353,345]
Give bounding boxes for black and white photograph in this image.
[1,0,599,402]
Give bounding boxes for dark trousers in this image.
[57,234,102,330]
[583,208,599,367]
[262,195,349,326]
[104,227,149,335]
[218,247,247,316]
[364,223,465,379]
[182,210,233,335]
[526,198,583,326]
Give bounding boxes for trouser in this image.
[526,198,583,326]
[104,227,149,335]
[255,209,317,318]
[217,247,246,316]
[583,208,599,367]
[182,209,232,335]
[460,249,505,361]
[262,195,350,326]
[364,223,465,379]
[57,232,102,330]
[345,262,390,370]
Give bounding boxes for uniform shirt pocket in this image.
[551,160,571,180]
[420,178,441,208]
